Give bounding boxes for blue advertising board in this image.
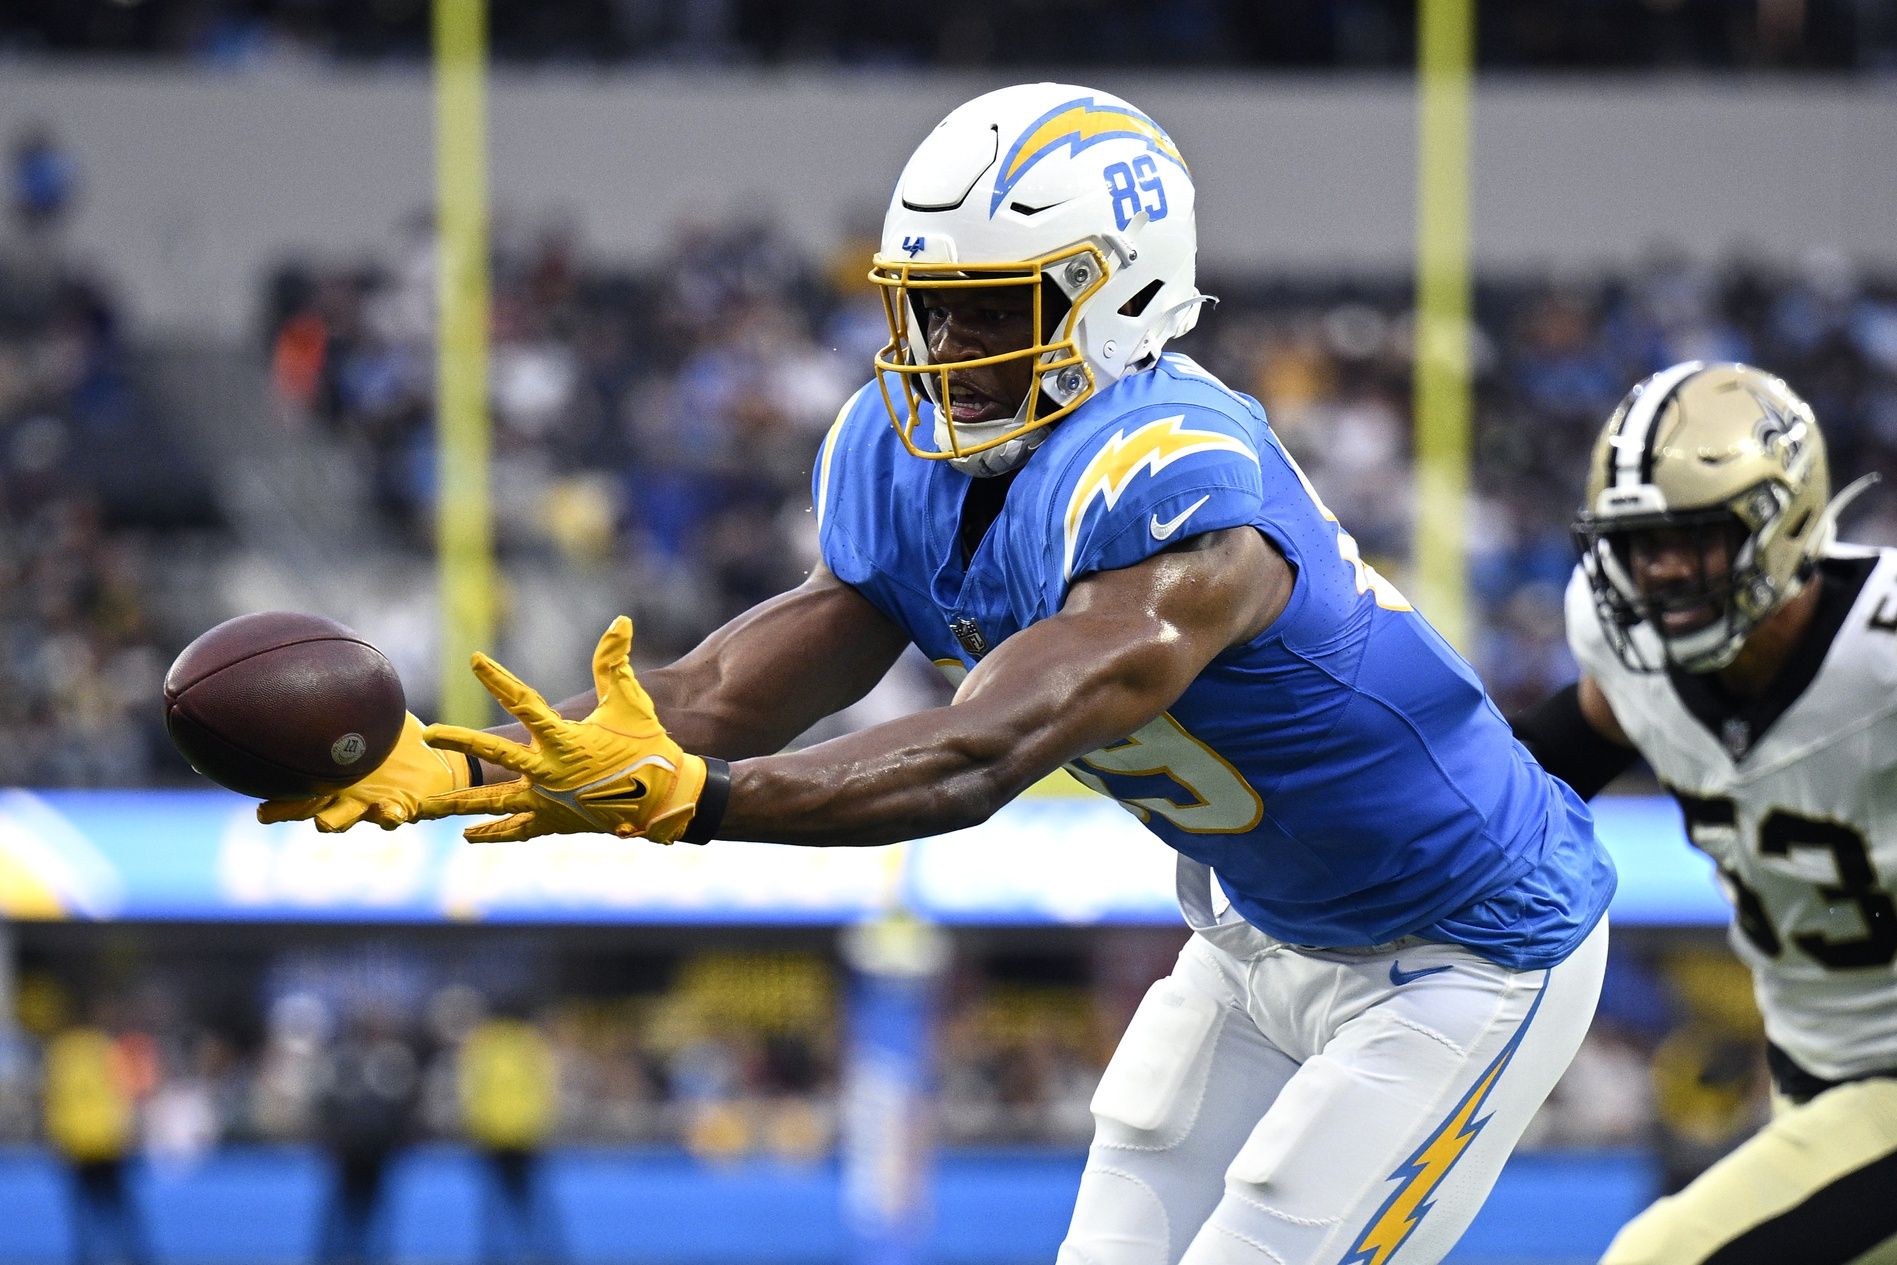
[0,786,1724,927]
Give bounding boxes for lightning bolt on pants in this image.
[1056,916,1608,1265]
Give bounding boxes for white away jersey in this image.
[1568,547,1897,1080]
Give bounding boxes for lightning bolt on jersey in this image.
[1570,548,1897,1080]
[816,355,1615,970]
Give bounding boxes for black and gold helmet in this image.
[1572,362,1858,673]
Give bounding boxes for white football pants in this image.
[1058,860,1608,1265]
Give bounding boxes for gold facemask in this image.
[867,242,1109,462]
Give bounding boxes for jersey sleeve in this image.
[1055,405,1264,588]
[810,382,881,588]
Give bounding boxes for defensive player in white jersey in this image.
[1509,362,1897,1264]
[262,84,1616,1263]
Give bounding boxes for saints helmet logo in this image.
[1749,388,1807,473]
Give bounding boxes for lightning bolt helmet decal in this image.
[991,96,1189,218]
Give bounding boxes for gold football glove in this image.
[255,712,473,832]
[420,617,718,845]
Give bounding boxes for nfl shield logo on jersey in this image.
[949,616,990,660]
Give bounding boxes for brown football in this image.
[163,611,406,800]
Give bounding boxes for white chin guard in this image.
[935,411,1049,478]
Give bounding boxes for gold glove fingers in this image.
[422,720,545,781]
[253,712,473,832]
[418,617,714,844]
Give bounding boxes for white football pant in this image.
[1058,860,1608,1265]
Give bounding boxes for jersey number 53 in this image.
[1674,791,1897,970]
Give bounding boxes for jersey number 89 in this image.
[1103,157,1169,232]
[1067,712,1263,835]
[937,660,1261,835]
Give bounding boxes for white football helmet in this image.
[870,83,1208,477]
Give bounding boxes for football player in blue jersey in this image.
[261,83,1616,1264]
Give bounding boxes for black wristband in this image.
[465,753,484,788]
[679,758,730,845]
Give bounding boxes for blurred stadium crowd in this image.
[4,0,1893,70]
[0,126,198,790]
[6,6,1892,1257]
[0,931,1764,1170]
[0,94,1856,1243]
[0,103,1884,1206]
[11,116,1897,786]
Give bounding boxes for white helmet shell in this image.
[871,83,1206,476]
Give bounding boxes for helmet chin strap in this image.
[1807,472,1882,557]
[1663,619,1748,673]
[933,386,1057,478]
[937,413,1048,477]
[950,438,1038,478]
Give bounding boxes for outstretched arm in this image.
[643,564,914,757]
[483,561,912,766]
[260,562,911,831]
[1509,676,1638,799]
[426,526,1292,846]
[717,526,1289,843]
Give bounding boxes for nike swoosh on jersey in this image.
[1062,416,1256,579]
[1150,494,1213,542]
[1388,961,1455,987]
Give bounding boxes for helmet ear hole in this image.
[1038,276,1072,342]
[1118,279,1164,319]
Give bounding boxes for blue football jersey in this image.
[812,355,1615,970]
